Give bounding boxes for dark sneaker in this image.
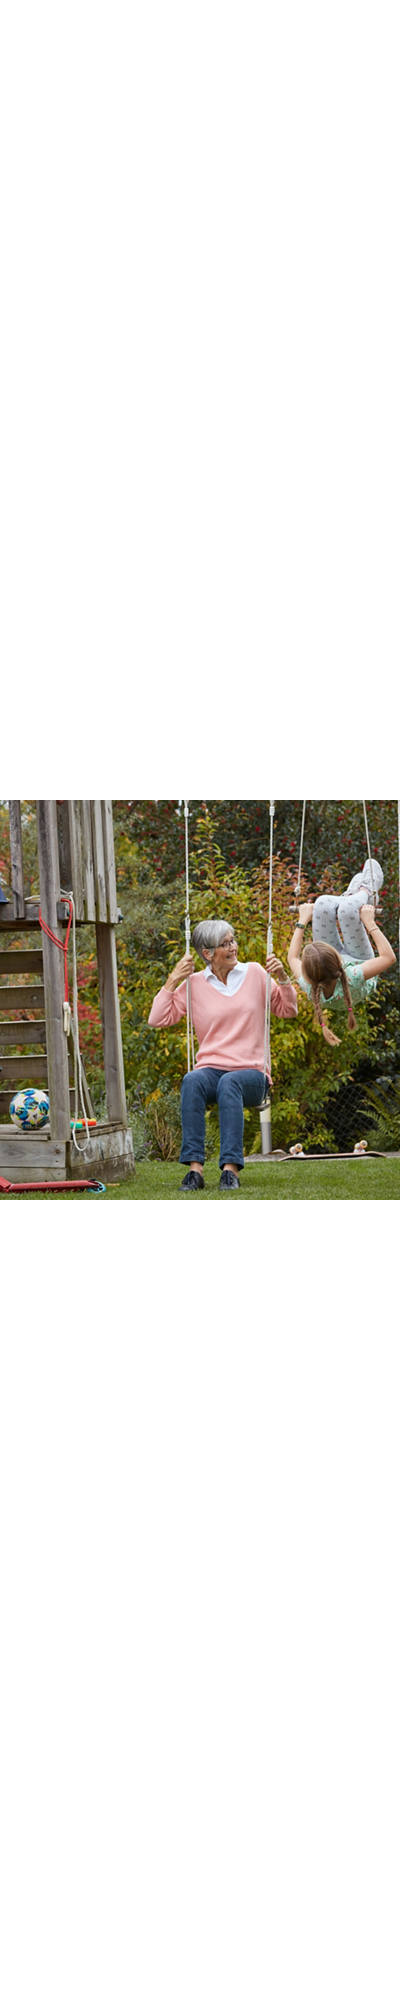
[219,1170,240,1191]
[179,1171,205,1193]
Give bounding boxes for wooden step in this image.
[0,985,45,1010]
[0,1056,74,1088]
[0,1056,49,1083]
[0,909,43,930]
[0,1021,47,1046]
[0,951,43,973]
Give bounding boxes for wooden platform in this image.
[0,1129,67,1180]
[0,903,86,929]
[0,1122,134,1183]
[66,1122,134,1184]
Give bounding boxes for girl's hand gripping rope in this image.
[298,902,314,926]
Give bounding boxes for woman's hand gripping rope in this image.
[266,953,287,983]
[165,953,194,992]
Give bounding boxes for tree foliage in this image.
[114,797,398,944]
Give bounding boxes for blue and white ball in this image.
[10,1088,50,1130]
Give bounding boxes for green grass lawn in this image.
[3,1157,400,1199]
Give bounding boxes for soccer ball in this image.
[10,1088,50,1130]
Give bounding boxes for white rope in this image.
[184,800,195,1071]
[398,802,400,969]
[263,800,275,1088]
[66,893,91,1155]
[362,801,378,910]
[294,800,307,898]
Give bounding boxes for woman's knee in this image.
[217,1071,240,1098]
[181,1070,204,1107]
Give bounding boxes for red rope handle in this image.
[38,896,73,1002]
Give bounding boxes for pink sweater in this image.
[148,963,297,1078]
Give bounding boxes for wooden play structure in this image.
[0,801,134,1184]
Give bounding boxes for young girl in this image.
[287,858,396,1047]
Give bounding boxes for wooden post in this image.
[56,802,73,890]
[101,801,118,922]
[9,801,25,919]
[81,801,96,920]
[91,803,107,921]
[68,802,85,919]
[96,923,127,1126]
[36,800,71,1143]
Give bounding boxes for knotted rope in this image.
[262,799,275,1095]
[183,801,195,1072]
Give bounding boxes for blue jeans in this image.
[180,1067,268,1171]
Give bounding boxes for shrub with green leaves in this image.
[359,1076,400,1153]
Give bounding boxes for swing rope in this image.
[362,801,378,911]
[39,893,91,1153]
[294,800,307,899]
[398,801,400,966]
[262,799,275,1099]
[68,895,92,1153]
[183,801,195,1072]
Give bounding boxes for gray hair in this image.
[192,919,233,961]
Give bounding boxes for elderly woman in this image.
[148,919,298,1191]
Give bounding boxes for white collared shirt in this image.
[203,960,249,995]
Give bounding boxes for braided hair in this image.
[301,942,356,1045]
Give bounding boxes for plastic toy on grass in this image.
[10,1089,50,1129]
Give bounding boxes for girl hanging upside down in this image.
[287,858,396,1047]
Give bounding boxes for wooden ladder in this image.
[0,947,47,1117]
[0,944,94,1126]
